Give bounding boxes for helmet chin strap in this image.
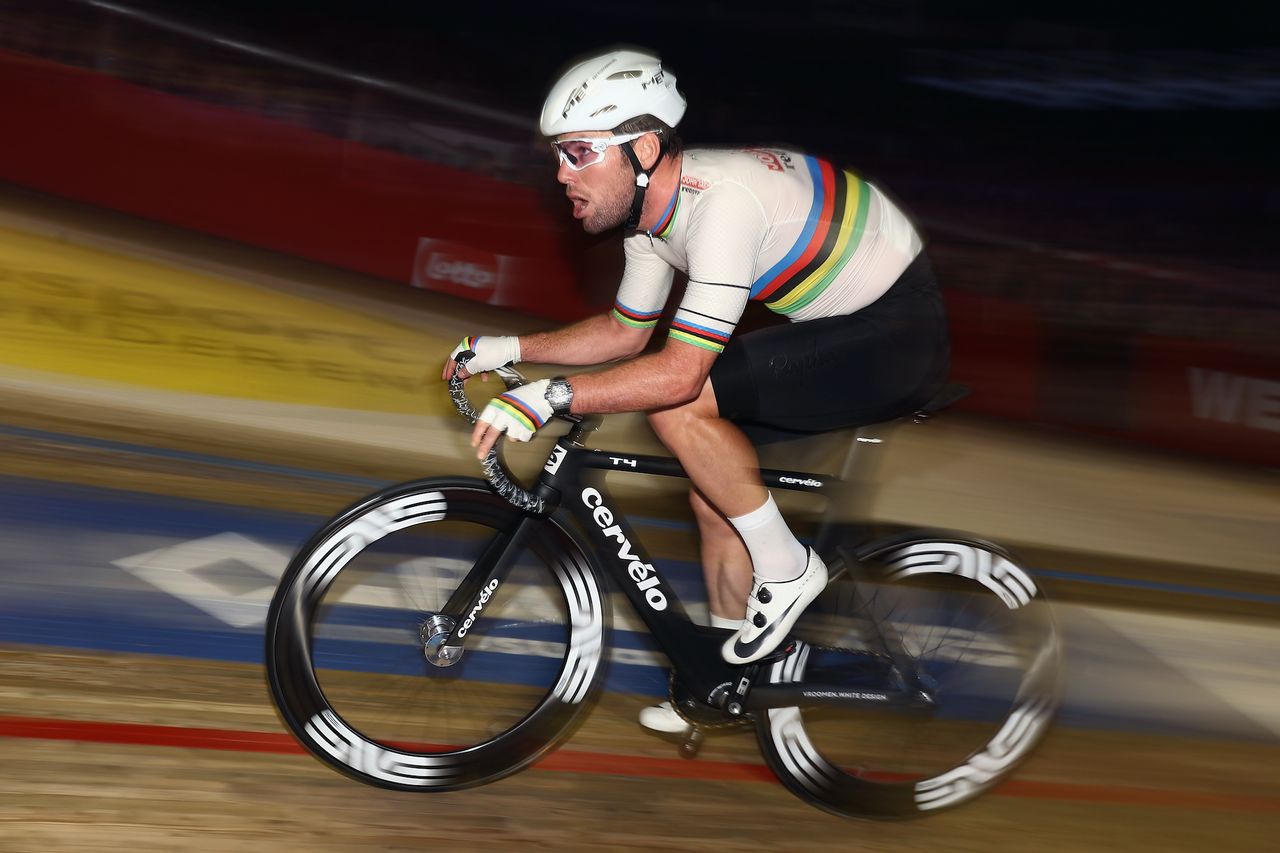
[619,140,665,231]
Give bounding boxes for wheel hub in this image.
[421,615,462,667]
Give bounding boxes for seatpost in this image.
[836,422,893,484]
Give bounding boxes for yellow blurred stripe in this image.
[0,226,450,414]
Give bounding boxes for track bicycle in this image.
[265,365,1061,819]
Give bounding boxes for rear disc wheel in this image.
[757,533,1061,819]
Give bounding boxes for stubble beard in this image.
[582,189,632,234]
[580,160,636,234]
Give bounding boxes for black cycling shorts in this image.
[710,251,949,443]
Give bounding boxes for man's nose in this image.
[555,158,576,184]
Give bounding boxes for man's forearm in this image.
[518,312,649,367]
[567,342,716,414]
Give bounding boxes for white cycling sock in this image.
[729,493,808,583]
[708,613,739,630]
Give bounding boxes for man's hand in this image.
[442,335,521,381]
[471,379,553,459]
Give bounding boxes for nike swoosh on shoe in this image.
[729,596,803,662]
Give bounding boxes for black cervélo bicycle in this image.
[265,365,1061,820]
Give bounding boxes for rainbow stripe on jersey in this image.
[750,156,870,315]
[652,185,681,240]
[612,300,663,329]
[669,315,733,352]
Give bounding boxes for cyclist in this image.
[443,49,949,733]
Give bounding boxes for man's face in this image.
[554,134,634,235]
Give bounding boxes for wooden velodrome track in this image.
[0,185,1276,851]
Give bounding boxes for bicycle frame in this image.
[435,414,933,716]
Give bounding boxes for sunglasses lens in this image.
[554,140,603,170]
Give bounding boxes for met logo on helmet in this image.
[561,82,588,119]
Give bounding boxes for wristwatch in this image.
[544,376,574,415]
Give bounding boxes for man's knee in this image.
[647,378,719,437]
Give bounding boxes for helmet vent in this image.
[590,105,617,117]
[607,70,643,80]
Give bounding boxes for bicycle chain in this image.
[664,640,900,735]
[665,670,754,733]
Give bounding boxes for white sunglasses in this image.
[549,131,656,171]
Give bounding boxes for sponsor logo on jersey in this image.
[744,148,787,172]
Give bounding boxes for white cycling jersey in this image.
[611,147,923,352]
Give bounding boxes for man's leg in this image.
[638,379,830,735]
[687,487,750,622]
[648,378,769,519]
[639,379,819,731]
[647,379,816,617]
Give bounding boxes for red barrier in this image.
[0,49,597,321]
[943,290,1041,421]
[5,49,1276,466]
[1131,336,1280,467]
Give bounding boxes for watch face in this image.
[546,378,573,414]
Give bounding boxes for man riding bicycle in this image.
[443,49,949,734]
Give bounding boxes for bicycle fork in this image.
[422,514,539,667]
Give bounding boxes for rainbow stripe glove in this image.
[478,379,554,443]
[450,335,521,376]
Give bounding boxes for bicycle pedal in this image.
[678,727,704,760]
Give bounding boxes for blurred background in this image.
[0,1,1276,850]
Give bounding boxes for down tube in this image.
[567,485,727,681]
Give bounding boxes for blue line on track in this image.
[1033,568,1280,605]
[0,422,693,531]
[2,422,1275,605]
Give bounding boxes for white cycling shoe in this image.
[638,553,827,736]
[638,700,689,735]
[722,548,828,665]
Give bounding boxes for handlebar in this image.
[446,358,548,514]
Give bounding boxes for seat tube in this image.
[813,424,894,555]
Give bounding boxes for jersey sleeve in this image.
[612,233,676,329]
[668,182,767,353]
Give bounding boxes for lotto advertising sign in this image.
[411,238,594,319]
[412,239,505,303]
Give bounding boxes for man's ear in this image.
[636,131,663,170]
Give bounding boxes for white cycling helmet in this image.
[540,49,686,137]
